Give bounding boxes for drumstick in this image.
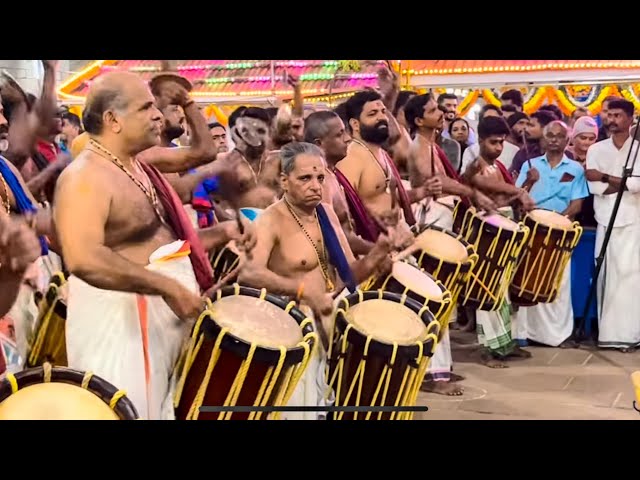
[295,283,304,308]
[203,264,241,298]
[233,207,253,261]
[391,243,420,263]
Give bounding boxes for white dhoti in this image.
[411,199,457,382]
[515,260,573,347]
[595,223,640,349]
[65,240,199,420]
[280,291,349,421]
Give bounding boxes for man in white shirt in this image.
[585,99,640,352]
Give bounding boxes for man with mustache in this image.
[403,93,495,396]
[238,142,397,419]
[596,95,621,143]
[53,72,256,419]
[509,109,558,178]
[334,90,441,244]
[304,110,374,256]
[586,99,640,352]
[516,120,589,350]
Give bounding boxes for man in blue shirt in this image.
[515,120,589,348]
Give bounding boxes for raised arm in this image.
[138,82,216,173]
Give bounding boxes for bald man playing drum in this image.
[238,142,399,420]
[54,71,255,420]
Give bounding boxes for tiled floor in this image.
[414,331,640,420]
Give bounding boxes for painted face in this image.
[232,116,269,156]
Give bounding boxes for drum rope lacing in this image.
[458,208,530,310]
[325,291,439,420]
[173,287,318,420]
[511,216,582,302]
[27,272,67,367]
[2,363,130,417]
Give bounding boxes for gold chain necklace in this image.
[0,172,10,214]
[234,148,262,184]
[88,139,170,229]
[283,197,335,291]
[351,138,391,194]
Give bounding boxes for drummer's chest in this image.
[276,226,327,272]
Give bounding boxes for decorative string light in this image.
[402,60,640,75]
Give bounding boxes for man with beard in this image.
[304,110,373,255]
[53,72,257,420]
[334,90,440,244]
[150,100,230,229]
[238,142,397,419]
[516,120,588,349]
[463,116,534,367]
[586,99,640,351]
[506,112,530,150]
[439,93,477,146]
[509,109,558,178]
[596,95,621,143]
[403,93,495,395]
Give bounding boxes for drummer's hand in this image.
[301,281,333,317]
[155,78,191,108]
[387,222,414,251]
[162,281,203,323]
[421,176,443,198]
[0,213,41,273]
[518,189,536,211]
[526,167,540,184]
[471,189,497,213]
[223,217,257,254]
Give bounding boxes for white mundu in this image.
[586,136,640,349]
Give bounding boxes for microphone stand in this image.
[575,116,640,343]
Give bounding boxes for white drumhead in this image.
[210,295,303,348]
[480,213,519,231]
[391,261,443,301]
[415,229,469,263]
[345,299,428,345]
[528,209,572,229]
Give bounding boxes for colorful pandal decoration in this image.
[451,84,640,116]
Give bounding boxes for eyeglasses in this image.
[544,133,567,141]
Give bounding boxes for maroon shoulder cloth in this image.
[333,150,416,243]
[494,160,515,185]
[139,162,215,292]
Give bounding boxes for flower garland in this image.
[621,85,640,112]
[458,90,479,117]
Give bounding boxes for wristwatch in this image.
[602,174,610,183]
